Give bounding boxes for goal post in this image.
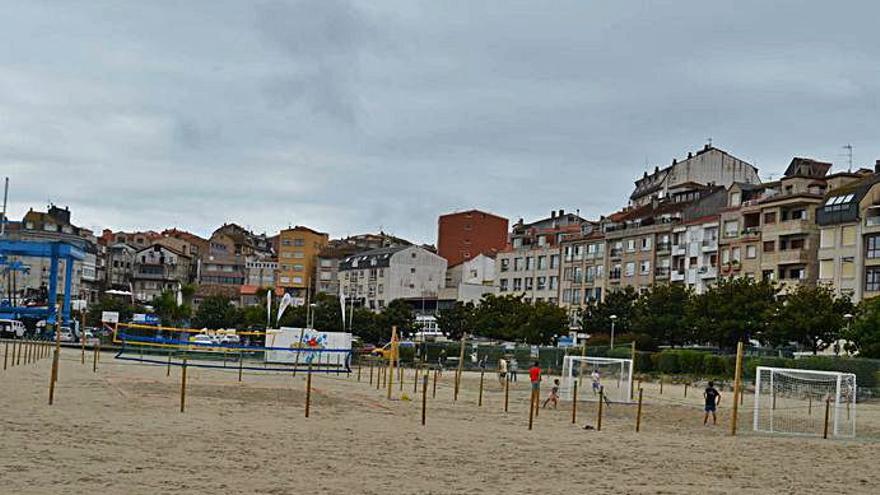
[561,356,633,403]
[753,366,856,438]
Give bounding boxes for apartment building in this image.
[670,216,720,294]
[816,165,880,301]
[559,223,605,315]
[443,253,496,304]
[630,145,760,207]
[105,243,136,290]
[437,209,509,267]
[339,245,447,311]
[277,226,329,296]
[316,233,412,295]
[495,210,584,304]
[131,244,193,302]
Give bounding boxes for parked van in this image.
[0,319,26,339]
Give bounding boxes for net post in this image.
[357,360,362,382]
[16,339,21,366]
[305,363,313,418]
[387,326,397,400]
[167,349,172,377]
[238,349,243,382]
[833,373,842,436]
[823,397,831,439]
[93,343,98,373]
[597,385,604,431]
[421,375,428,426]
[180,359,188,413]
[630,341,636,400]
[413,365,419,395]
[571,380,578,424]
[478,368,484,407]
[684,382,688,398]
[528,387,535,430]
[432,368,438,398]
[730,341,744,436]
[504,373,510,412]
[636,388,644,432]
[48,347,59,405]
[3,341,7,370]
[454,334,467,402]
[369,359,374,385]
[660,378,663,395]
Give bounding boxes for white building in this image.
[443,253,495,304]
[671,218,719,294]
[339,245,447,311]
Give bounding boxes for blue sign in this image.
[133,313,161,325]
[557,336,575,348]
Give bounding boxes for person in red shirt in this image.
[529,361,542,392]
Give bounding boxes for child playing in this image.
[542,378,560,409]
[703,381,721,425]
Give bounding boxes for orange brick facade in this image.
[437,210,509,267]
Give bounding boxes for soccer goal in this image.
[560,356,633,403]
[753,366,856,438]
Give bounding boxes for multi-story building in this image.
[495,210,584,304]
[316,233,412,295]
[437,209,509,267]
[339,245,447,311]
[277,226,329,296]
[717,182,773,281]
[816,165,880,302]
[131,244,193,303]
[670,215,720,294]
[104,243,136,290]
[246,258,278,288]
[629,145,760,207]
[442,253,496,304]
[161,228,210,260]
[559,223,605,316]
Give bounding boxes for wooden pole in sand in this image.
[24,340,29,365]
[357,361,362,382]
[48,348,59,405]
[81,313,86,365]
[571,380,578,424]
[16,339,22,366]
[180,359,188,413]
[387,326,397,400]
[454,334,467,402]
[369,359,374,385]
[413,365,419,395]
[3,341,7,370]
[636,388,644,432]
[238,349,243,382]
[578,341,587,390]
[597,386,604,431]
[93,343,98,373]
[432,368,438,398]
[823,397,831,439]
[504,374,510,412]
[305,363,313,418]
[167,349,172,377]
[478,368,485,407]
[660,378,663,395]
[528,387,536,430]
[684,383,689,398]
[730,341,744,436]
[421,375,428,426]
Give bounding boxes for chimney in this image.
[687,152,693,159]
[704,144,710,151]
[559,209,565,217]
[550,211,556,219]
[875,160,880,174]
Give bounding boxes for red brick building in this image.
[437,209,509,267]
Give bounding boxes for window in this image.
[626,239,636,252]
[293,276,303,284]
[537,276,546,290]
[724,220,738,238]
[585,266,595,283]
[537,235,547,247]
[550,255,559,269]
[549,276,558,289]
[819,259,834,279]
[730,191,741,207]
[842,226,856,247]
[293,239,305,247]
[524,277,534,290]
[639,260,650,275]
[572,289,581,303]
[763,241,775,253]
[867,235,880,259]
[640,237,652,251]
[293,264,304,272]
[573,245,583,260]
[513,278,522,291]
[562,289,572,303]
[320,259,332,267]
[721,249,730,264]
[514,258,523,271]
[525,257,534,270]
[537,256,547,270]
[867,267,880,292]
[624,262,635,277]
[763,212,777,224]
[500,259,510,272]
[746,245,757,259]
[499,279,509,292]
[293,251,305,259]
[410,267,416,273]
[820,229,836,249]
[732,247,741,262]
[573,266,583,283]
[841,258,855,279]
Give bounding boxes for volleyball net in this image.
[110,322,353,374]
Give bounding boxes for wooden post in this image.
[454,334,467,402]
[305,364,313,418]
[730,341,744,436]
[399,363,404,392]
[432,368,438,398]
[92,344,98,373]
[660,378,663,395]
[81,332,86,365]
[772,389,777,410]
[808,395,812,415]
[48,348,59,405]
[3,341,7,370]
[413,365,419,395]
[377,364,383,390]
[16,339,22,366]
[421,375,428,426]
[357,361,362,382]
[630,341,636,400]
[528,387,536,430]
[475,368,484,406]
[823,397,831,439]
[571,380,578,424]
[167,349,172,377]
[684,383,688,398]
[180,359,188,413]
[577,341,587,390]
[636,388,644,432]
[387,326,397,400]
[238,349,243,382]
[504,374,510,412]
[597,386,604,431]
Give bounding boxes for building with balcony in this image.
[494,210,585,304]
[339,245,447,311]
[816,164,880,302]
[277,226,329,296]
[316,233,412,296]
[559,223,605,319]
[670,216,720,294]
[131,244,192,303]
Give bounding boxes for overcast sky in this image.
[2,1,879,244]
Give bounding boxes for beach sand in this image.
[1,348,878,494]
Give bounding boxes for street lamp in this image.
[609,314,618,349]
[842,313,854,356]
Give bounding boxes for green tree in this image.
[435,301,475,340]
[520,300,569,345]
[86,296,146,326]
[764,285,850,354]
[470,294,529,342]
[687,277,777,349]
[844,297,880,358]
[152,290,191,327]
[376,299,416,340]
[582,286,637,336]
[631,284,692,347]
[192,295,240,329]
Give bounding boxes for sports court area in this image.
[1,347,879,494]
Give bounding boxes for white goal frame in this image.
[753,366,856,438]
[560,356,633,403]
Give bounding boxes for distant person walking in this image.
[509,357,518,382]
[438,349,447,377]
[498,357,508,385]
[703,381,721,426]
[591,369,601,395]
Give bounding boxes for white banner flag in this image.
[266,290,272,328]
[339,286,346,331]
[276,292,293,325]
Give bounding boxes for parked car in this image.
[0,319,26,339]
[50,329,74,343]
[358,343,377,354]
[219,334,241,346]
[188,333,216,350]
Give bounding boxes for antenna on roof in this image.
[843,144,853,172]
[707,137,713,147]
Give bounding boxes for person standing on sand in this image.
[498,357,508,385]
[438,349,447,377]
[509,357,518,382]
[529,361,542,395]
[703,381,721,426]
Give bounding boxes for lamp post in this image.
[609,314,618,349]
[842,313,854,356]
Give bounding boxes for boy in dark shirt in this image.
[703,381,721,426]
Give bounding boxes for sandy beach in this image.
[1,347,878,495]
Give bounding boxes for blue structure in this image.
[0,239,85,327]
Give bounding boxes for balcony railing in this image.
[609,271,621,280]
[866,216,880,227]
[656,242,672,252]
[655,267,671,278]
[609,248,622,258]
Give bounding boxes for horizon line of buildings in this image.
[3,143,880,326]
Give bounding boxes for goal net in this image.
[560,356,633,403]
[753,366,856,438]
